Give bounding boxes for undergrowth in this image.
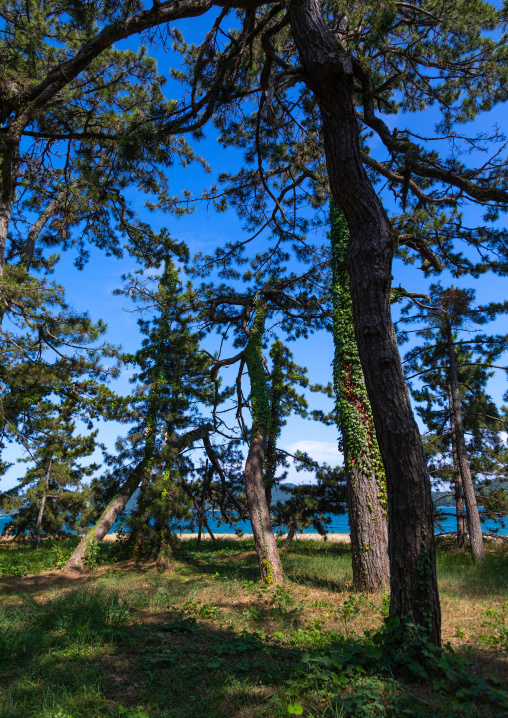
[0,537,506,718]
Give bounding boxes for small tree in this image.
[399,285,508,561]
[116,255,215,564]
[272,457,347,551]
[1,400,99,544]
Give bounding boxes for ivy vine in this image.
[330,201,387,514]
[245,305,271,430]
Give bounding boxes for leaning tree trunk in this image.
[244,307,284,584]
[65,426,211,570]
[446,332,485,562]
[331,202,389,592]
[65,462,147,570]
[448,387,467,549]
[288,0,441,644]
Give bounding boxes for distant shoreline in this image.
[101,532,352,544]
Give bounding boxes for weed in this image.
[479,601,507,649]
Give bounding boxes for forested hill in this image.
[122,485,453,514]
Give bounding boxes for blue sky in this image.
[1,9,507,492]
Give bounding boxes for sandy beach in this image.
[102,532,351,543]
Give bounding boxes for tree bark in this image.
[34,461,52,549]
[331,202,389,592]
[0,142,19,276]
[344,444,390,591]
[288,0,440,643]
[447,387,467,549]
[446,331,485,562]
[244,424,284,583]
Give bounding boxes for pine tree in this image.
[1,399,100,544]
[399,285,508,561]
[171,0,508,643]
[272,457,347,551]
[123,258,215,564]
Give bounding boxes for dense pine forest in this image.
[0,1,508,716]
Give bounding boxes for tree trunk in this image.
[65,462,146,570]
[283,514,300,552]
[243,306,284,584]
[331,202,389,592]
[446,332,485,561]
[447,387,467,549]
[0,143,19,278]
[288,0,440,644]
[34,462,51,549]
[244,424,284,583]
[65,425,211,570]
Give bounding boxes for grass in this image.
[0,536,506,718]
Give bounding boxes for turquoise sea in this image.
[1,508,506,537]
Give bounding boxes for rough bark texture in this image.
[344,441,389,591]
[288,0,440,643]
[448,388,467,549]
[446,333,485,562]
[244,425,284,584]
[331,202,389,592]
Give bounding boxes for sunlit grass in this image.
[0,536,506,717]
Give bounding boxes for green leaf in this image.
[287,703,304,715]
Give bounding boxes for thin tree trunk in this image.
[65,426,211,570]
[65,462,147,570]
[448,387,467,549]
[179,479,218,546]
[288,0,440,644]
[446,331,485,562]
[283,515,300,552]
[244,424,284,583]
[197,461,210,547]
[331,202,389,592]
[34,462,51,549]
[243,306,284,584]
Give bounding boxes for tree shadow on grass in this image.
[1,585,507,718]
[0,593,302,718]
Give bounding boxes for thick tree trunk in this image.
[331,203,389,592]
[289,0,440,644]
[345,446,389,591]
[244,424,284,584]
[446,333,484,562]
[448,388,467,548]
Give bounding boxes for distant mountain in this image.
[121,483,298,514]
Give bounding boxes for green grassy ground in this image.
[0,537,507,718]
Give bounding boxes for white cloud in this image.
[281,441,344,485]
[285,440,343,466]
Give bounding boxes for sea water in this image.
[1,508,506,537]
